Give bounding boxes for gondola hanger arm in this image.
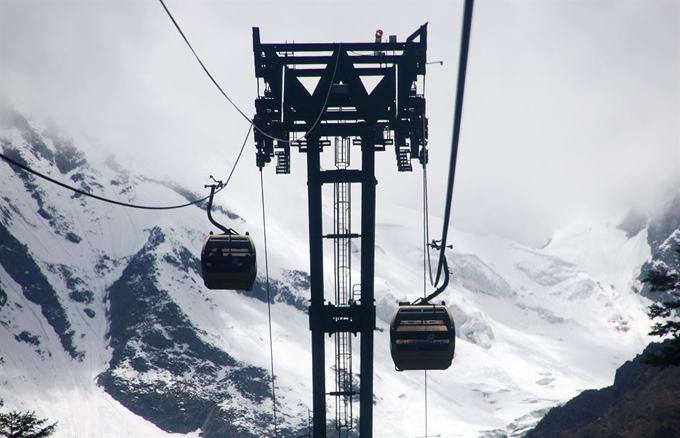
[205,176,236,235]
[414,240,451,305]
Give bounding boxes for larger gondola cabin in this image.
[201,233,257,291]
[390,303,455,371]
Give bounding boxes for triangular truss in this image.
[254,25,428,173]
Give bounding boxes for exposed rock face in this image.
[617,208,647,238]
[0,106,311,437]
[639,195,680,300]
[1,105,675,437]
[0,221,83,360]
[525,341,680,438]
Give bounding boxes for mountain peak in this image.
[0,109,666,437]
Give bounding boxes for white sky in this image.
[1,0,678,246]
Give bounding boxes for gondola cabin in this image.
[201,233,257,291]
[390,303,455,371]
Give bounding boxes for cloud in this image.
[1,0,678,247]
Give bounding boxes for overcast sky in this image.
[1,0,678,247]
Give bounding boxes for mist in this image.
[1,0,678,247]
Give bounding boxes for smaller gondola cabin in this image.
[201,234,257,291]
[390,303,455,371]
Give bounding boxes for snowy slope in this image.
[370,207,652,436]
[0,108,658,437]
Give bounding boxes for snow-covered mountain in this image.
[0,107,674,437]
[525,339,680,437]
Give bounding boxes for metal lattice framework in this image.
[253,25,428,173]
[253,25,428,438]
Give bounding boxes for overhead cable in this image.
[433,0,475,288]
[0,125,252,211]
[157,0,252,124]
[259,169,279,437]
[158,0,341,145]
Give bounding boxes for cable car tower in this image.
[253,25,428,437]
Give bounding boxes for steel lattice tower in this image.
[253,25,428,437]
